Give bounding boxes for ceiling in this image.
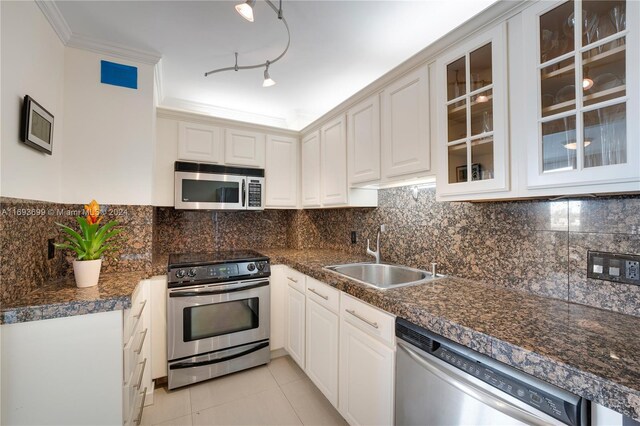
[55,0,498,130]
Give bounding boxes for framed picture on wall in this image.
[20,95,54,155]
[456,163,481,182]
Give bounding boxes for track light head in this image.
[235,0,256,22]
[263,62,276,87]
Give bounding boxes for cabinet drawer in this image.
[124,325,148,380]
[341,293,395,346]
[125,385,147,425]
[285,268,306,294]
[123,358,147,422]
[305,277,340,314]
[124,287,147,345]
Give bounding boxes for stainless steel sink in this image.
[324,262,443,290]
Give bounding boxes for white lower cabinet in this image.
[306,298,339,406]
[123,280,152,424]
[339,294,396,426]
[305,277,340,407]
[339,320,395,426]
[1,279,152,426]
[269,265,287,351]
[285,280,306,369]
[279,266,396,424]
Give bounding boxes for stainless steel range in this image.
[167,250,270,390]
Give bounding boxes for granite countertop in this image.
[0,271,149,324]
[4,247,639,419]
[260,248,640,421]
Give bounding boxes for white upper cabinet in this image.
[381,64,431,180]
[321,115,349,206]
[265,135,298,208]
[178,122,223,164]
[224,128,266,168]
[301,130,321,207]
[522,0,640,192]
[347,95,381,185]
[436,23,509,198]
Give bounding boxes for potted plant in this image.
[55,200,121,288]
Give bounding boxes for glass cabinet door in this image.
[525,0,639,188]
[437,23,508,197]
[446,43,495,184]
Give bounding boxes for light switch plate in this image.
[587,251,640,286]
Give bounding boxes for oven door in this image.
[175,171,246,210]
[167,278,269,361]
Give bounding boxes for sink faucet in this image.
[366,225,384,264]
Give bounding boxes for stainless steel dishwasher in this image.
[395,318,589,426]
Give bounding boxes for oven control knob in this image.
[247,263,256,272]
[187,268,197,278]
[176,269,186,279]
[256,262,265,271]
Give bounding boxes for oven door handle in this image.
[169,280,269,297]
[242,178,246,208]
[169,341,269,370]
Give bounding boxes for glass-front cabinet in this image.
[523,0,639,189]
[436,24,509,197]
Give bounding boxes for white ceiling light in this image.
[263,62,276,87]
[235,0,256,22]
[206,0,290,88]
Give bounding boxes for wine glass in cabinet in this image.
[523,0,639,190]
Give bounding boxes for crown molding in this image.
[156,106,299,137]
[299,0,529,135]
[154,59,165,104]
[35,1,161,65]
[160,97,291,130]
[66,33,161,65]
[35,0,72,44]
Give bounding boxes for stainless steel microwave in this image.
[174,161,265,210]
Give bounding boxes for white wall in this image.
[0,1,65,202]
[62,48,155,205]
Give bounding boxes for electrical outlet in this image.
[47,238,55,260]
[351,231,357,244]
[626,260,639,281]
[587,251,640,286]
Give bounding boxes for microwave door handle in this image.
[242,178,246,208]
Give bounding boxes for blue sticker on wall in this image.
[100,60,138,89]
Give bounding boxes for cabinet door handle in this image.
[286,276,298,283]
[133,300,146,319]
[134,388,147,425]
[345,309,379,329]
[135,358,147,390]
[134,329,148,355]
[308,288,328,300]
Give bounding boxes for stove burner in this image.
[167,250,270,288]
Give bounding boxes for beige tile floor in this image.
[141,356,348,426]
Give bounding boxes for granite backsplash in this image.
[153,208,295,254]
[2,188,639,316]
[0,197,153,305]
[294,187,640,317]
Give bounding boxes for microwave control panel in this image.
[248,180,262,207]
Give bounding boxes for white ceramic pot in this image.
[72,259,102,288]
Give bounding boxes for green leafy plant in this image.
[54,217,121,261]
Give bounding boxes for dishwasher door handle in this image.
[397,341,553,426]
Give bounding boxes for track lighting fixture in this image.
[205,0,290,88]
[235,0,256,22]
[263,62,276,87]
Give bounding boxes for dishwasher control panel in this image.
[434,347,573,424]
